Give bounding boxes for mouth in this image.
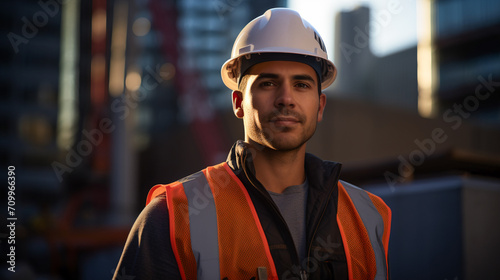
[269,116,301,127]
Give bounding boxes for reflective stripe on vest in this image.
[180,170,220,279]
[337,181,391,280]
[146,163,391,280]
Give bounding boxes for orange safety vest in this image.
[147,162,391,280]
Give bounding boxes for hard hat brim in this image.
[221,51,337,91]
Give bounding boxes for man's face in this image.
[232,60,326,151]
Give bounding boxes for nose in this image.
[274,83,295,109]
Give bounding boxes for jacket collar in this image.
[226,140,342,193]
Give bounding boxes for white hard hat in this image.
[221,8,337,91]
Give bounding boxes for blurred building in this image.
[419,0,500,121]
[1,0,63,205]
[1,0,69,278]
[332,6,418,111]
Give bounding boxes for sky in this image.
[288,0,418,57]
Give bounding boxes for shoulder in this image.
[338,180,390,213]
[338,180,370,199]
[146,169,207,205]
[339,180,381,198]
[113,192,181,279]
[138,193,169,230]
[338,180,362,191]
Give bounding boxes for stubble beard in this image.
[247,109,317,152]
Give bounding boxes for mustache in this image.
[266,109,305,123]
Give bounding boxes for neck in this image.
[249,142,307,194]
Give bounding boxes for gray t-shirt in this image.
[268,179,309,262]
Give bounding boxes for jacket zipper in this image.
[304,176,336,276]
[246,170,300,258]
[241,153,303,271]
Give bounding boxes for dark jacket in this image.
[113,141,349,279]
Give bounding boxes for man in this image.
[114,8,391,280]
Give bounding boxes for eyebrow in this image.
[293,74,316,85]
[255,73,317,85]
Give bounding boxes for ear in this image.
[232,91,244,119]
[317,92,326,122]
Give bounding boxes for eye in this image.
[260,81,276,88]
[295,82,311,89]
